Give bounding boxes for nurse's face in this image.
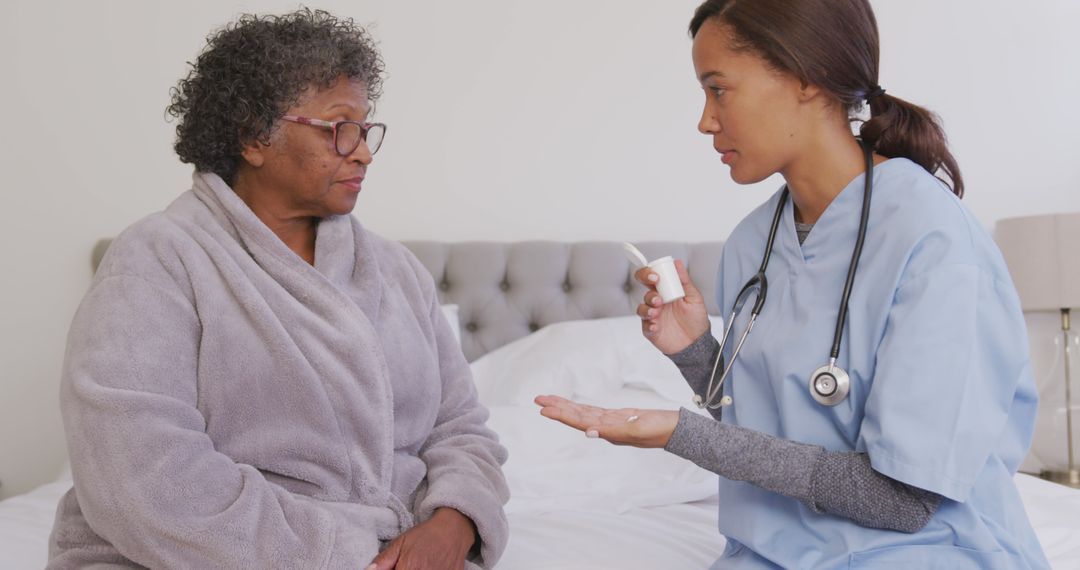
[691,20,808,185]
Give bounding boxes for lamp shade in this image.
[996,213,1080,311]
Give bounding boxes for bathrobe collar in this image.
[191,171,384,321]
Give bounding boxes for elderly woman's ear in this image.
[240,140,267,168]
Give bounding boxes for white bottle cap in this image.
[648,256,686,303]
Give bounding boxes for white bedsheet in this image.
[3,426,1080,569]
[488,397,726,569]
[4,317,1080,569]
[9,405,1078,570]
[1013,473,1080,569]
[0,480,67,568]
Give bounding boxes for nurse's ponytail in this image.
[860,91,963,197]
[690,0,964,198]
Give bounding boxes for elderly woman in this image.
[47,9,508,570]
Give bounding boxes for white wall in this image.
[1,0,1078,499]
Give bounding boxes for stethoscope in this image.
[693,143,874,409]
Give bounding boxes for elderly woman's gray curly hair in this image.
[166,8,385,184]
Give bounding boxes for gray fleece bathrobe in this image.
[48,172,509,569]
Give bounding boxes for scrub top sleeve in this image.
[860,263,1027,503]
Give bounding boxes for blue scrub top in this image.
[711,159,1049,569]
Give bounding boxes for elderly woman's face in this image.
[243,77,374,218]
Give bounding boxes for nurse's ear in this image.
[797,80,824,103]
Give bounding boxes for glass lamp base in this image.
[1039,468,1080,489]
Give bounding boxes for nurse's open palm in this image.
[634,259,710,355]
[534,395,679,448]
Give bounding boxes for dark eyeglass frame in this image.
[280,115,387,156]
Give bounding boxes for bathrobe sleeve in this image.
[859,261,1028,502]
[58,272,388,569]
[407,257,511,569]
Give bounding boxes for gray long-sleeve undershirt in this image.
[663,332,942,534]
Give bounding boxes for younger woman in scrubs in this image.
[536,0,1049,568]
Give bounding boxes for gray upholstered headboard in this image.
[403,241,723,361]
[91,239,724,361]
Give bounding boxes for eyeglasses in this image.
[280,115,387,156]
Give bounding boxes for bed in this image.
[2,240,1079,569]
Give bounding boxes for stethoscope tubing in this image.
[696,142,874,410]
[830,145,875,360]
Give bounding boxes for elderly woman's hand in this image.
[366,508,476,570]
[534,395,679,448]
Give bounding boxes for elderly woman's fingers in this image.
[366,536,402,570]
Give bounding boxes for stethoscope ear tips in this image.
[693,394,734,408]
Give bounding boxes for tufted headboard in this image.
[403,241,723,361]
[91,239,724,362]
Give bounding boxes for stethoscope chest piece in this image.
[809,364,850,406]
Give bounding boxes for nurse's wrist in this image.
[663,407,710,456]
[667,330,719,368]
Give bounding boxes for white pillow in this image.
[469,315,724,407]
[488,395,718,514]
[440,304,461,346]
[469,317,728,513]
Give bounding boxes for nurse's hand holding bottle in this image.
[534,259,705,447]
[634,260,710,355]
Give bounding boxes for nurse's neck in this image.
[782,133,885,225]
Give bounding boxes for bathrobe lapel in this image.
[191,173,398,509]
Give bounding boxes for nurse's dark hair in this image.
[166,8,385,185]
[689,0,964,197]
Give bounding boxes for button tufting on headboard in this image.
[403,240,725,362]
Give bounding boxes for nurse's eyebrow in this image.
[698,70,726,83]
